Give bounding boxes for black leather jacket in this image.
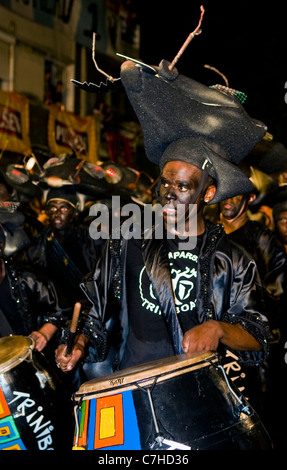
[26,225,103,312]
[81,222,270,371]
[0,257,68,337]
[227,219,287,334]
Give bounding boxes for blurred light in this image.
[105,165,122,183]
[6,164,29,184]
[106,168,116,177]
[25,156,37,170]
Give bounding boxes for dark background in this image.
[139,1,287,146]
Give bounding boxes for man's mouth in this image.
[163,206,177,215]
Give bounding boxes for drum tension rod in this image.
[136,378,165,448]
[209,360,251,415]
[73,397,84,448]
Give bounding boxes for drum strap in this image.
[46,233,85,291]
[0,306,14,336]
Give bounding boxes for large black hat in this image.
[38,154,110,199]
[120,59,267,203]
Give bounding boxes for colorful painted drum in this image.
[72,351,272,450]
[0,335,73,450]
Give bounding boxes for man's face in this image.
[276,211,287,244]
[46,200,76,231]
[219,195,248,220]
[159,161,209,232]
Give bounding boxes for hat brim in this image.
[160,138,255,204]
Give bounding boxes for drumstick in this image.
[65,302,81,356]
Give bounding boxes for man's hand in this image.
[182,319,261,356]
[29,323,58,352]
[182,320,222,355]
[55,334,88,372]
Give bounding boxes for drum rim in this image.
[0,335,34,374]
[74,351,218,401]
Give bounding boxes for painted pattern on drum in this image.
[74,391,141,450]
[0,339,74,451]
[0,387,26,450]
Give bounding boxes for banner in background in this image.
[0,90,31,154]
[105,131,132,166]
[47,105,98,163]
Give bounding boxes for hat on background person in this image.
[45,187,79,209]
[119,58,267,204]
[237,164,279,208]
[242,139,287,206]
[246,140,287,175]
[0,202,30,256]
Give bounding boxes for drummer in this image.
[55,59,270,377]
[0,202,69,355]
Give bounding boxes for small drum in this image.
[72,351,272,450]
[0,335,73,450]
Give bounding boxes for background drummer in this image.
[0,203,69,358]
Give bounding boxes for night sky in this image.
[139,1,287,146]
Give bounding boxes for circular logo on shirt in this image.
[139,250,198,315]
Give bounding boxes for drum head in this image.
[75,351,217,400]
[0,335,34,374]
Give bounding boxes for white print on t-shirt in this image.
[170,266,197,312]
[139,266,161,314]
[168,251,198,262]
[139,251,198,315]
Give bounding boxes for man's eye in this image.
[178,185,188,191]
[161,181,169,188]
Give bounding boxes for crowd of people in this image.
[0,58,287,451]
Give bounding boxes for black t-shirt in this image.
[120,234,203,369]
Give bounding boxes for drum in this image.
[72,351,272,450]
[0,335,73,450]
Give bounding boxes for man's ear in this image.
[73,208,79,219]
[248,193,257,204]
[204,185,216,203]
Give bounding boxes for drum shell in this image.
[73,353,272,450]
[0,349,73,450]
[132,365,271,450]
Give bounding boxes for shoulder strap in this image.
[46,233,84,288]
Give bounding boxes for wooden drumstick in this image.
[65,302,81,356]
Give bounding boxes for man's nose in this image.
[165,188,177,201]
